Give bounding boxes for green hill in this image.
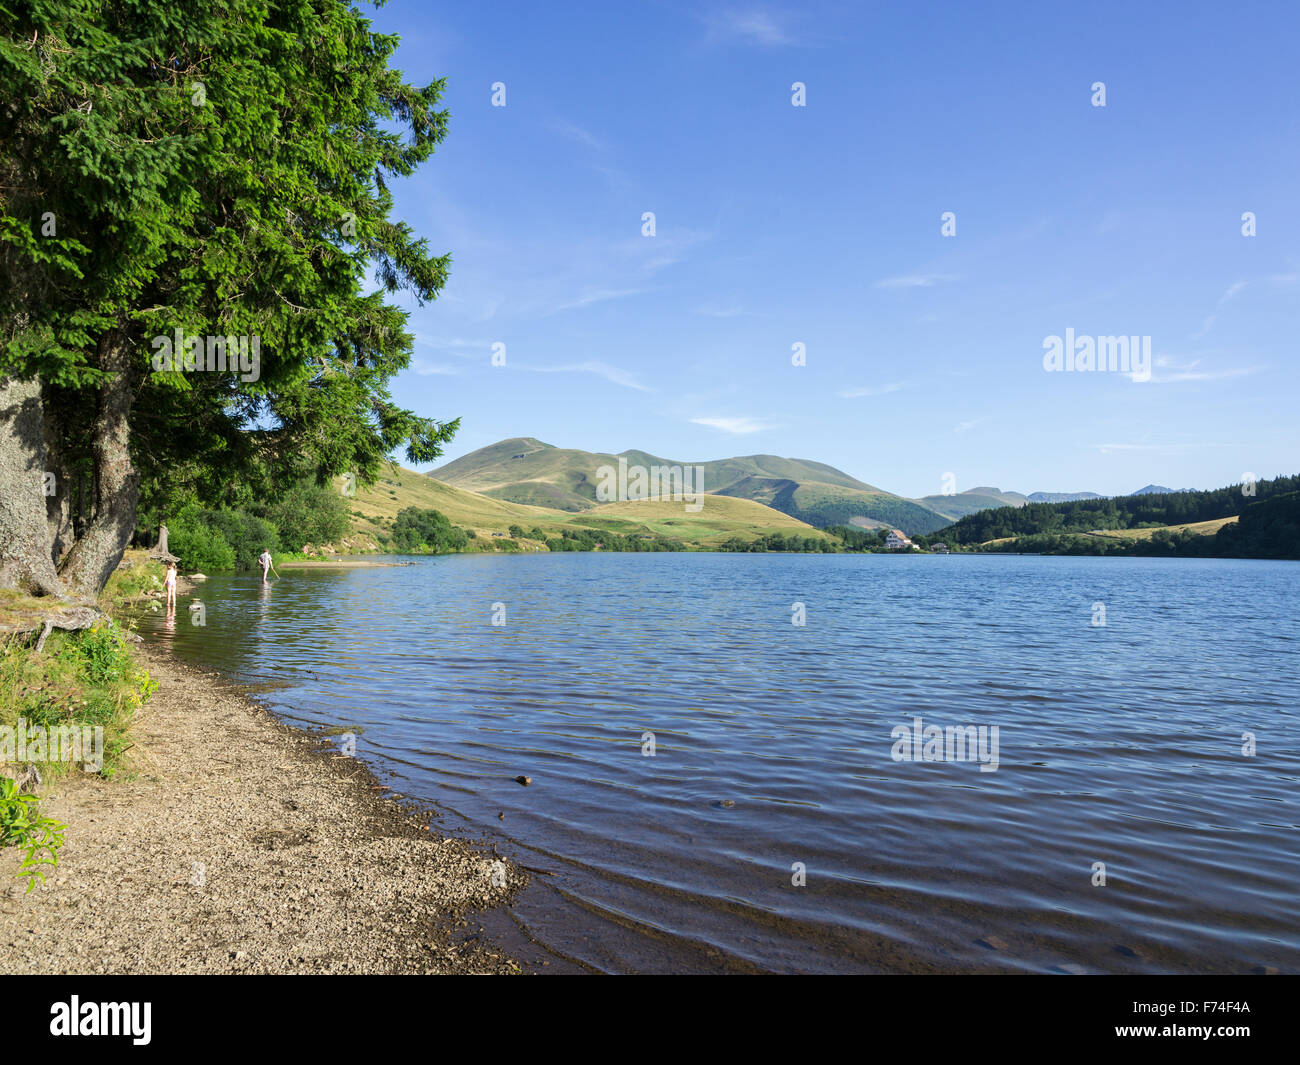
[341,462,832,550]
[942,474,1300,546]
[429,438,954,534]
[916,487,1028,521]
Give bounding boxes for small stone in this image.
[498,812,505,820]
[718,799,735,808]
[514,776,532,786]
[1114,944,1143,958]
[975,935,1009,951]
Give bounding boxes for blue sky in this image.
[374,0,1298,498]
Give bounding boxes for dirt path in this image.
[0,646,524,974]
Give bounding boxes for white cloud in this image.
[547,287,648,314]
[410,360,460,376]
[840,382,905,398]
[691,415,773,434]
[696,302,745,318]
[873,273,956,290]
[704,9,794,46]
[520,360,653,392]
[1136,356,1260,384]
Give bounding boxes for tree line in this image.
[939,476,1300,546]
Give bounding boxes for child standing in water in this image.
[165,562,178,610]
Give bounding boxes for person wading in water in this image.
[258,550,275,583]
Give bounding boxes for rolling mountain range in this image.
[427,438,1143,534]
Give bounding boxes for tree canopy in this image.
[0,0,457,596]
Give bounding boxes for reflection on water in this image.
[135,553,1300,973]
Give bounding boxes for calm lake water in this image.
[135,553,1300,973]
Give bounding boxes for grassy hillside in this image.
[342,463,830,550]
[1083,517,1238,541]
[942,474,1300,545]
[343,464,561,539]
[569,495,833,547]
[429,437,954,533]
[917,487,1028,521]
[974,493,1300,559]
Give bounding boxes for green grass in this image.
[0,620,155,781]
[1081,516,1238,541]
[343,462,832,550]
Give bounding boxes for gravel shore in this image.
[0,645,525,974]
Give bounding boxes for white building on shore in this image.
[885,529,914,551]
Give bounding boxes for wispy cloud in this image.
[695,302,745,318]
[703,9,796,46]
[1192,280,1248,338]
[1091,441,1197,455]
[520,360,653,392]
[546,287,648,314]
[873,272,957,290]
[840,381,905,398]
[691,415,773,434]
[1138,355,1260,384]
[954,417,989,433]
[410,360,460,376]
[1192,273,1297,339]
[550,119,607,153]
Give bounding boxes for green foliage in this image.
[981,491,1300,560]
[198,508,279,568]
[391,507,470,553]
[1214,492,1300,559]
[943,475,1300,546]
[168,505,237,572]
[0,778,66,894]
[1,0,460,563]
[101,558,166,606]
[718,533,838,553]
[827,525,887,551]
[260,480,350,552]
[0,621,154,781]
[508,524,526,539]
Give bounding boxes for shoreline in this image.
[0,642,529,974]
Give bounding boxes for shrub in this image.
[0,778,65,893]
[168,504,237,571]
[260,479,350,550]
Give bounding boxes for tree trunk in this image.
[57,331,140,597]
[0,375,65,596]
[42,384,75,566]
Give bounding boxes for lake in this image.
[135,552,1300,973]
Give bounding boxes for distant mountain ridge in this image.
[427,438,1208,535]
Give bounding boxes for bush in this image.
[390,507,470,553]
[199,509,279,569]
[168,504,237,571]
[260,479,350,550]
